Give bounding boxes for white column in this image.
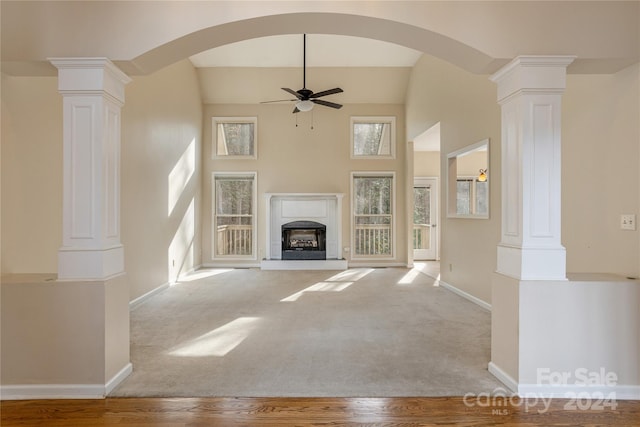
[490,56,575,280]
[50,58,131,281]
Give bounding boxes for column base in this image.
[497,244,566,280]
[58,245,124,281]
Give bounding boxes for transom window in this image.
[352,173,395,258]
[213,173,256,259]
[351,116,396,158]
[212,117,257,158]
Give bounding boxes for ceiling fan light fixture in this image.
[296,100,314,112]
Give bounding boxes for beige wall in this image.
[121,60,203,301]
[1,274,129,388]
[406,54,501,304]
[407,56,640,305]
[413,151,440,177]
[202,103,408,266]
[563,64,640,278]
[0,60,202,393]
[1,75,62,274]
[456,150,488,177]
[1,277,105,385]
[1,59,203,303]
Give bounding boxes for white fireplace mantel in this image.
[263,193,346,269]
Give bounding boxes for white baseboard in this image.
[488,361,518,393]
[1,363,132,400]
[105,363,133,395]
[1,384,106,400]
[439,279,492,311]
[129,282,170,310]
[518,383,640,400]
[488,362,640,400]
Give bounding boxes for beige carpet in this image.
[110,266,505,397]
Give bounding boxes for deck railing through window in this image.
[413,224,430,250]
[354,223,391,256]
[216,224,252,255]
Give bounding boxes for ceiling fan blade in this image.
[282,88,302,99]
[312,99,343,109]
[260,99,297,104]
[310,88,343,98]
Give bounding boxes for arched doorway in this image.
[112,10,502,398]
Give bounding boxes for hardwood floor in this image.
[2,397,639,426]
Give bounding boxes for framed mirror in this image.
[446,139,489,219]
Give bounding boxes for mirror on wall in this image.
[446,139,489,219]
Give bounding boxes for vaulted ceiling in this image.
[190,34,423,106]
[190,34,441,151]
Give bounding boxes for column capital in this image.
[490,55,576,103]
[49,57,131,104]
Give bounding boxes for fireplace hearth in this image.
[282,221,326,260]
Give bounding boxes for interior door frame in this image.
[413,177,440,260]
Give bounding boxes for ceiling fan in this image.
[262,34,343,113]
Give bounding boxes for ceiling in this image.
[189,34,422,68]
[191,34,438,150]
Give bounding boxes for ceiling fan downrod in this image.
[302,33,307,90]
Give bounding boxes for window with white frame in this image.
[352,173,395,257]
[213,173,256,258]
[212,117,257,158]
[351,116,396,158]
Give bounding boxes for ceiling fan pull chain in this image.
[311,110,314,130]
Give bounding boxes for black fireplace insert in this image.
[282,220,326,260]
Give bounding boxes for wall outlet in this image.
[344,247,350,253]
[621,214,636,230]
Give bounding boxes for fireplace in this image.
[282,221,326,260]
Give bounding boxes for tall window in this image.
[413,186,431,250]
[213,117,257,158]
[351,117,396,158]
[352,173,394,257]
[456,178,488,216]
[213,173,256,258]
